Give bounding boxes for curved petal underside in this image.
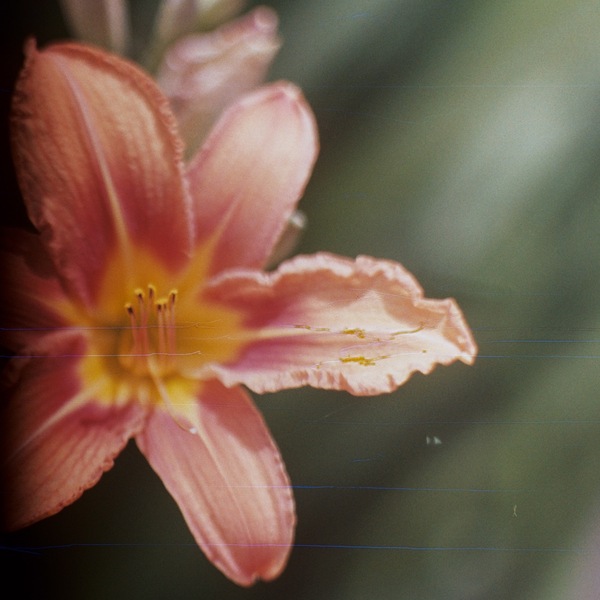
[203,253,478,395]
[136,380,294,586]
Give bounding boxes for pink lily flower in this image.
[1,41,477,586]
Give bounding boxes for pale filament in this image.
[122,286,195,434]
[122,285,178,376]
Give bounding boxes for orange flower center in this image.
[63,248,246,411]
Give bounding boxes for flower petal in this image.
[136,381,294,586]
[0,229,70,352]
[202,253,478,395]
[156,6,281,156]
[10,41,193,308]
[1,334,146,530]
[186,81,318,274]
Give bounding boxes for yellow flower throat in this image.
[67,248,245,409]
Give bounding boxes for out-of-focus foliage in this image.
[3,1,600,598]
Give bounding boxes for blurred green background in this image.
[3,1,600,598]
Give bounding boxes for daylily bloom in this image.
[1,41,477,586]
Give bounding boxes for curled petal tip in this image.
[252,5,279,32]
[222,5,279,39]
[250,81,319,147]
[268,81,305,102]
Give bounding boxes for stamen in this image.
[156,300,167,363]
[134,288,149,356]
[121,285,179,377]
[134,288,144,323]
[167,290,177,355]
[120,286,197,432]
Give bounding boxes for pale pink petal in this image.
[59,0,131,55]
[0,229,71,352]
[1,334,147,530]
[151,0,245,51]
[157,6,281,155]
[186,81,318,273]
[200,253,477,395]
[136,380,294,586]
[10,41,193,308]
